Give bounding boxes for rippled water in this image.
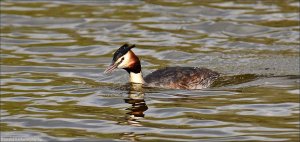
[1,0,299,141]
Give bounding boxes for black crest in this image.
[112,43,135,62]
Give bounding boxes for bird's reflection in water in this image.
[120,85,148,141]
[124,84,148,126]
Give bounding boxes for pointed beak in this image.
[104,63,118,74]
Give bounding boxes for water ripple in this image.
[1,0,299,141]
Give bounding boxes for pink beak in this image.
[104,63,118,74]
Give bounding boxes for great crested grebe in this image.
[104,44,220,89]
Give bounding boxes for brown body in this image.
[144,67,219,89]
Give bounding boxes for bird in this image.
[104,43,220,89]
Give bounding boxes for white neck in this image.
[129,72,145,84]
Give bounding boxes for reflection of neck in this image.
[124,84,147,126]
[125,91,148,118]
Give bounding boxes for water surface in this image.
[1,0,299,141]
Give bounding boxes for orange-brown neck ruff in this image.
[124,51,144,84]
[124,51,141,74]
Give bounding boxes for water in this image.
[1,0,299,141]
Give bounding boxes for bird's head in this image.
[104,43,140,73]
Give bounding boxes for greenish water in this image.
[1,0,299,141]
